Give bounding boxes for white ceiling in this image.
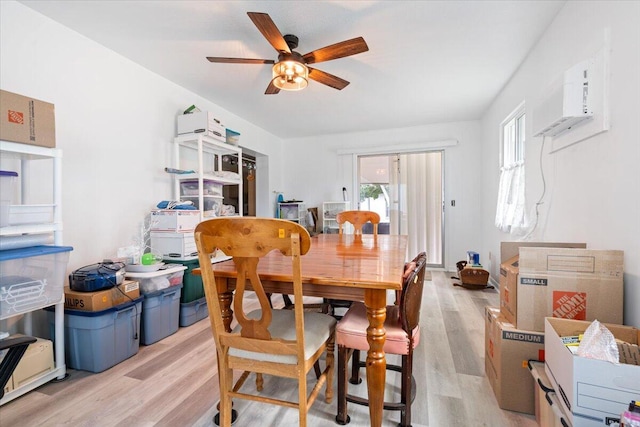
[19,0,565,139]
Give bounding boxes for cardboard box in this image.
[485,307,545,414]
[64,280,140,311]
[10,337,54,389]
[177,111,226,142]
[545,317,640,426]
[499,255,520,325]
[0,90,56,148]
[500,241,587,265]
[529,361,572,427]
[150,209,201,232]
[517,248,624,331]
[151,231,197,258]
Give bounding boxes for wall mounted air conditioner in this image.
[533,59,594,137]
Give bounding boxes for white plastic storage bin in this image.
[141,284,182,345]
[180,179,223,196]
[0,170,18,227]
[47,297,142,373]
[8,205,55,226]
[0,245,73,319]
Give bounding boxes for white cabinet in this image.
[278,202,306,226]
[0,140,67,406]
[322,201,350,234]
[172,134,243,220]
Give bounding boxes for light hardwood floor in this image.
[1,271,537,426]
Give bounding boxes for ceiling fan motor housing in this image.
[283,34,299,50]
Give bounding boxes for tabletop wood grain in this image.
[209,234,408,290]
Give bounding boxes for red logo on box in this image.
[504,287,509,303]
[489,339,494,358]
[552,291,587,320]
[8,110,24,124]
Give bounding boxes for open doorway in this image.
[222,153,256,216]
[357,152,443,267]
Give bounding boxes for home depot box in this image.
[545,317,640,426]
[150,209,200,232]
[64,280,140,311]
[499,242,586,327]
[485,307,545,414]
[0,90,56,148]
[517,248,624,331]
[177,111,226,143]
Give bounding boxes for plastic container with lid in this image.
[0,170,18,227]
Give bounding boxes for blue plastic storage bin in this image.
[47,297,142,373]
[179,296,208,327]
[141,284,182,345]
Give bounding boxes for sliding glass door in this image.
[358,151,443,267]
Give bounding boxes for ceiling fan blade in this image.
[207,57,275,64]
[302,37,369,64]
[265,79,281,95]
[308,67,350,90]
[247,12,291,54]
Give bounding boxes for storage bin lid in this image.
[0,245,73,261]
[0,170,18,177]
[45,295,143,317]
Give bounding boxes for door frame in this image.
[351,150,446,269]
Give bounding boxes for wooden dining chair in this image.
[325,210,382,319]
[194,217,336,427]
[335,252,427,427]
[336,210,380,235]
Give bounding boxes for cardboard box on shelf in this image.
[516,248,624,331]
[64,280,140,311]
[0,90,56,148]
[484,307,545,414]
[177,111,225,143]
[10,337,54,390]
[545,317,640,427]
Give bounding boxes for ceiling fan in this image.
[206,12,369,94]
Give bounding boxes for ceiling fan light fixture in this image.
[272,60,308,91]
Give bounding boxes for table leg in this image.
[364,289,387,427]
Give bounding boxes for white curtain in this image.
[495,162,526,233]
[396,152,442,264]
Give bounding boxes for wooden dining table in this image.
[206,233,408,427]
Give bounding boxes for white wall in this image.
[281,121,484,270]
[0,1,284,270]
[480,1,640,327]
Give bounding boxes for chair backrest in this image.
[336,210,381,235]
[399,252,427,334]
[195,217,311,357]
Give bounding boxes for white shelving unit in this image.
[172,134,243,220]
[0,140,66,406]
[278,202,306,226]
[322,201,350,234]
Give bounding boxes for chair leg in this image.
[336,345,351,425]
[400,352,413,427]
[349,349,362,385]
[299,365,308,427]
[326,333,335,403]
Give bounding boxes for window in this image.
[495,102,527,233]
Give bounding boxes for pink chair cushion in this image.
[336,302,420,355]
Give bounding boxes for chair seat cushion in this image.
[229,309,336,364]
[336,302,419,355]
